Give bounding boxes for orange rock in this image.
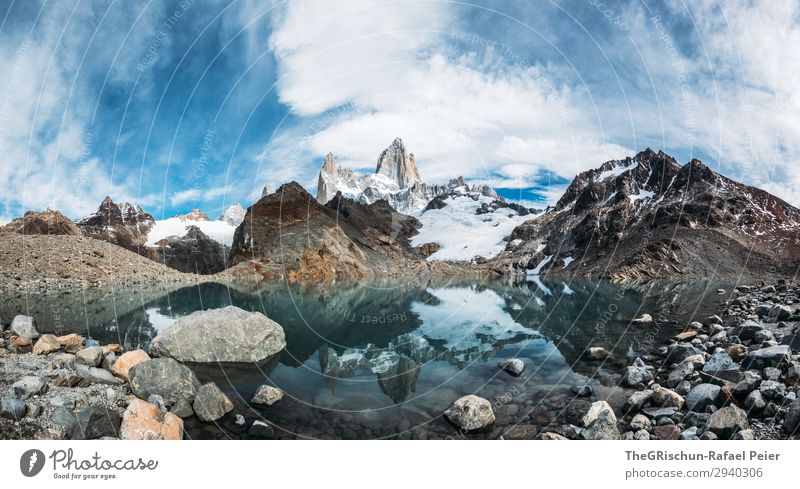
[103,344,124,354]
[33,334,61,355]
[120,399,183,440]
[111,350,151,381]
[10,336,32,347]
[58,334,85,354]
[674,331,697,341]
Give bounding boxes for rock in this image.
[103,344,124,355]
[149,306,286,363]
[10,315,39,339]
[625,390,654,411]
[733,371,762,395]
[32,334,60,355]
[11,376,48,399]
[502,425,539,440]
[234,414,245,426]
[782,331,800,351]
[784,398,800,435]
[702,351,740,381]
[51,407,77,434]
[629,413,650,431]
[10,336,32,349]
[120,399,183,440]
[75,346,104,367]
[763,367,781,381]
[665,344,703,363]
[247,420,274,439]
[681,426,700,440]
[652,387,684,409]
[169,399,194,418]
[539,432,568,440]
[26,403,42,418]
[50,397,76,409]
[706,405,749,439]
[684,354,706,369]
[102,352,116,370]
[110,350,150,381]
[0,397,26,420]
[758,380,786,401]
[642,406,678,418]
[733,429,755,440]
[732,320,764,341]
[193,383,234,422]
[581,401,619,440]
[654,424,680,440]
[675,330,697,341]
[726,344,749,362]
[622,367,653,387]
[71,405,121,440]
[128,358,201,405]
[58,334,84,353]
[768,305,792,321]
[571,385,593,397]
[666,361,694,387]
[700,431,718,440]
[686,384,721,412]
[744,390,766,412]
[50,352,76,368]
[584,347,609,360]
[633,429,650,440]
[742,345,791,370]
[52,372,83,387]
[631,314,654,325]
[444,395,495,433]
[498,359,524,376]
[251,385,284,406]
[74,364,124,385]
[704,315,723,326]
[147,395,167,412]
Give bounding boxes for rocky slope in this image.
[1,209,81,236]
[77,197,155,253]
[147,225,228,275]
[227,182,465,282]
[315,137,499,215]
[491,149,800,280]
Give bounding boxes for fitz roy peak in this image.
[315,137,499,215]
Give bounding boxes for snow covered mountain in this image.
[77,196,155,252]
[217,203,245,226]
[315,137,500,215]
[147,207,239,247]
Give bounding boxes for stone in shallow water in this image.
[581,401,619,440]
[498,359,524,376]
[444,395,495,433]
[251,385,284,406]
[149,306,286,363]
[193,383,233,422]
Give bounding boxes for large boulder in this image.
[10,315,39,339]
[74,364,124,386]
[581,401,619,440]
[149,306,286,363]
[742,345,791,370]
[75,346,104,367]
[706,405,749,439]
[58,334,85,354]
[193,383,234,422]
[120,399,183,440]
[444,395,495,433]
[111,350,151,381]
[11,376,48,399]
[128,358,201,404]
[0,397,26,420]
[71,405,121,440]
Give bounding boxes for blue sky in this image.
[0,0,798,220]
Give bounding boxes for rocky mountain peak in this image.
[0,209,81,236]
[79,196,154,227]
[218,203,245,226]
[316,153,340,204]
[176,209,209,221]
[376,137,422,189]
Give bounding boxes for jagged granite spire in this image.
[375,137,422,189]
[315,152,338,204]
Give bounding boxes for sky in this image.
[0,0,798,221]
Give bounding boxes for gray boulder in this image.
[685,383,721,412]
[10,315,39,339]
[666,360,694,387]
[706,405,749,439]
[784,398,800,435]
[744,390,766,412]
[622,365,653,387]
[128,358,201,404]
[149,306,286,363]
[0,397,26,420]
[11,376,48,399]
[742,345,791,370]
[758,380,786,401]
[768,305,792,322]
[251,385,284,406]
[444,395,495,433]
[498,359,525,376]
[665,344,703,363]
[71,405,121,440]
[193,383,234,422]
[75,346,104,367]
[733,371,762,395]
[702,351,740,381]
[74,364,124,386]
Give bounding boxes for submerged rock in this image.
[251,385,284,406]
[193,383,234,422]
[149,306,286,363]
[444,395,495,433]
[498,359,525,376]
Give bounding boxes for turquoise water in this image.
[2,278,729,439]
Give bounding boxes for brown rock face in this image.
[111,350,151,381]
[77,196,155,253]
[120,399,183,440]
[0,209,81,236]
[147,225,227,275]
[58,334,85,354]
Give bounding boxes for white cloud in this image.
[261,0,633,194]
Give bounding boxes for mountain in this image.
[176,209,209,221]
[490,149,800,280]
[146,209,238,249]
[314,137,499,215]
[217,203,245,226]
[147,225,227,274]
[227,182,462,281]
[0,209,81,236]
[77,197,155,252]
